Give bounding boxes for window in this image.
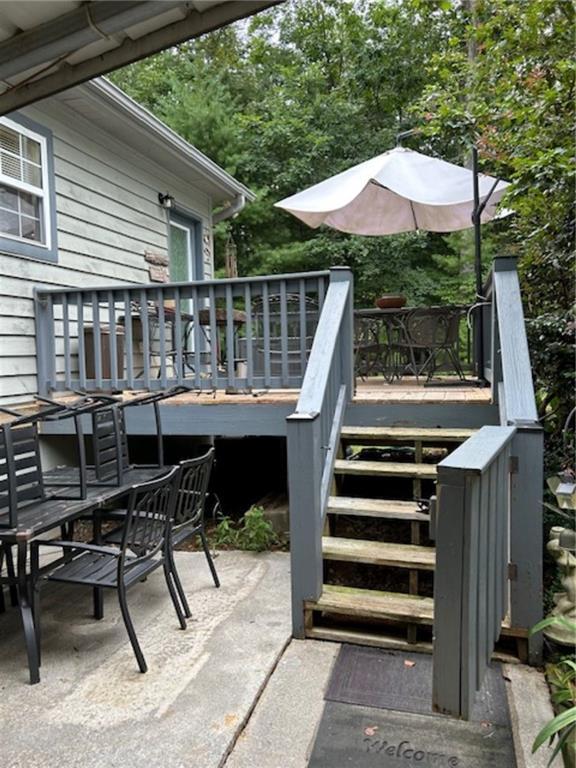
[0,115,57,261]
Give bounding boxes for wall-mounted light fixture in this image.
[158,192,175,209]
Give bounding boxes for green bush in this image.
[213,505,278,552]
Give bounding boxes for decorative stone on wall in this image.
[144,250,169,282]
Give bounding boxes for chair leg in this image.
[117,584,147,674]
[200,531,220,588]
[163,560,187,630]
[5,544,19,607]
[30,544,41,668]
[167,547,192,619]
[93,587,104,620]
[92,514,104,619]
[0,545,5,614]
[16,541,40,685]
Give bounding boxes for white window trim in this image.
[169,220,195,281]
[0,115,51,251]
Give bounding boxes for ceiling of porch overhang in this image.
[0,0,282,116]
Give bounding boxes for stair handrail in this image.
[490,256,539,426]
[286,267,354,637]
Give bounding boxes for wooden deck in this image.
[3,377,494,439]
[118,377,492,407]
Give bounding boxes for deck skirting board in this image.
[39,401,498,438]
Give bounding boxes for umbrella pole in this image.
[472,147,485,382]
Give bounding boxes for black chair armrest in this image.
[31,539,121,557]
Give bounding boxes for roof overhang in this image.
[0,1,282,116]
[52,76,255,205]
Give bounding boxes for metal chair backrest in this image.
[252,293,319,339]
[405,308,458,349]
[173,448,215,531]
[0,422,44,527]
[119,466,179,568]
[92,406,130,482]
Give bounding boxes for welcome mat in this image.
[325,645,510,726]
[307,702,516,768]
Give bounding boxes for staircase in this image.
[304,425,473,653]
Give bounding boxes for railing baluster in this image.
[157,287,167,388]
[123,290,133,389]
[208,285,218,389]
[107,291,118,388]
[499,449,509,628]
[244,283,254,388]
[317,276,326,312]
[262,281,271,387]
[91,291,102,390]
[192,286,201,389]
[299,278,307,378]
[62,294,71,390]
[139,289,150,389]
[476,472,489,691]
[487,458,498,650]
[279,280,289,386]
[225,284,235,389]
[76,293,86,390]
[174,287,183,385]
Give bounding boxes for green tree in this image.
[411,0,575,450]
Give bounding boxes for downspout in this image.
[213,194,246,224]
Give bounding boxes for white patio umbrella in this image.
[274,146,509,235]
[275,146,510,380]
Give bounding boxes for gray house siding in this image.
[0,98,214,405]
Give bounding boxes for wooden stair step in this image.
[322,537,435,569]
[334,459,437,479]
[308,584,527,639]
[327,496,429,521]
[308,584,434,624]
[304,627,521,664]
[340,426,476,444]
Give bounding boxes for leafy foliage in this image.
[213,505,278,552]
[531,618,576,766]
[411,0,575,447]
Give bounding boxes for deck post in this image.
[286,412,323,638]
[329,267,354,398]
[432,469,466,717]
[34,289,55,396]
[509,424,544,663]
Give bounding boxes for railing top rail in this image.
[293,277,351,417]
[34,270,331,298]
[492,257,538,425]
[438,425,516,475]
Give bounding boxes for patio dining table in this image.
[354,305,468,382]
[0,464,170,684]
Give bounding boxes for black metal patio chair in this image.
[31,466,185,675]
[168,448,219,615]
[102,448,219,619]
[392,307,466,382]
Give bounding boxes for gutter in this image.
[213,194,246,224]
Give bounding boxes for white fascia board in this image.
[80,77,255,203]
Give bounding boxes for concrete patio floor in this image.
[0,550,555,768]
[0,551,292,768]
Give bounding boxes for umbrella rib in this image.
[409,200,419,230]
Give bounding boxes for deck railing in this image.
[433,255,543,718]
[286,267,354,636]
[433,425,515,718]
[34,271,330,394]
